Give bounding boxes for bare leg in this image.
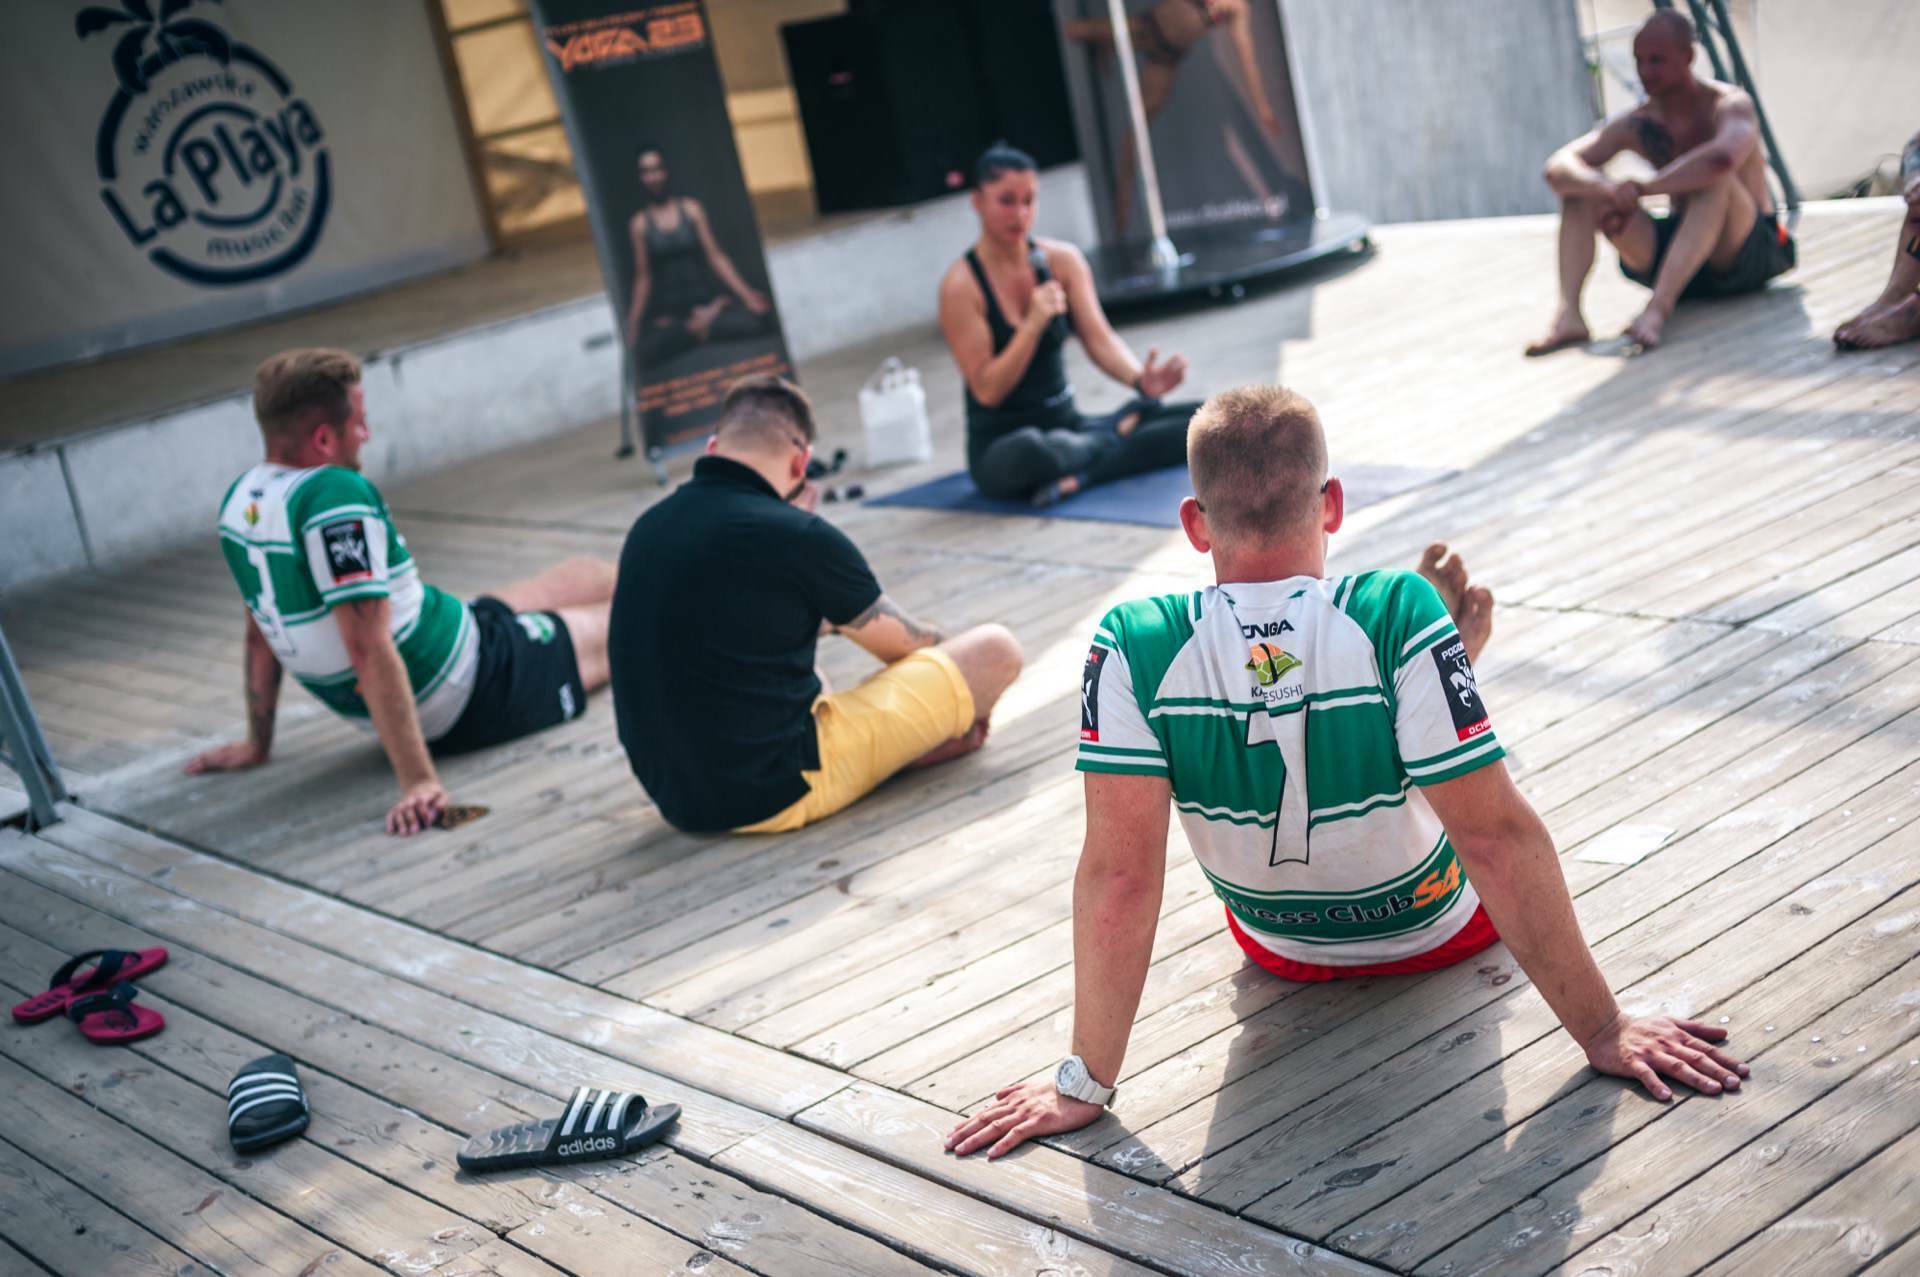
[905,624,1024,769]
[554,604,611,692]
[1417,542,1494,664]
[1526,195,1600,356]
[1624,176,1754,352]
[1835,211,1920,347]
[491,555,617,613]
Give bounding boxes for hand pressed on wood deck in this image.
[945,1081,1104,1160]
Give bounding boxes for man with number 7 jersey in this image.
[192,347,616,836]
[946,385,1750,1162]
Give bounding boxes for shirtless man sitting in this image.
[946,385,1747,1161]
[1527,10,1794,356]
[1833,127,1920,350]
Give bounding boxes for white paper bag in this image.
[859,357,932,468]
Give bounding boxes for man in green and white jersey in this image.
[948,386,1749,1161]
[188,348,617,835]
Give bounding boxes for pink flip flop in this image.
[67,984,166,1045]
[11,947,170,1025]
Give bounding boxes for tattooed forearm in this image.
[844,594,946,648]
[242,619,283,754]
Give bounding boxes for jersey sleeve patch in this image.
[1081,646,1107,742]
[321,518,375,585]
[1429,635,1491,742]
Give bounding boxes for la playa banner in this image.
[0,1,487,376]
[531,0,792,449]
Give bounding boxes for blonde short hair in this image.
[1187,386,1327,542]
[253,347,361,444]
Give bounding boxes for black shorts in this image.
[432,596,586,756]
[1621,208,1796,300]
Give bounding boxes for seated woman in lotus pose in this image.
[938,143,1202,506]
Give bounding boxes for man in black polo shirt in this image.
[610,376,1024,833]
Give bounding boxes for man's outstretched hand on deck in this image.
[387,779,449,837]
[1581,1010,1749,1102]
[185,740,270,774]
[944,1079,1103,1160]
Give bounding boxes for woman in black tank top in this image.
[939,143,1204,505]
[624,144,775,369]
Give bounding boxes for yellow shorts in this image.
[736,647,976,834]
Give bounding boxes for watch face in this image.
[1056,1057,1087,1094]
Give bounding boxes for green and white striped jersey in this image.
[216,464,478,739]
[1075,570,1503,966]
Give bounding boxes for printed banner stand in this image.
[1053,0,1371,308]
[530,1,793,479]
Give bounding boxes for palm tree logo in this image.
[76,0,231,96]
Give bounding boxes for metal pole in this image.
[616,343,638,458]
[0,623,67,830]
[1698,0,1801,215]
[1104,0,1182,270]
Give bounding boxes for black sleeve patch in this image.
[1430,636,1491,742]
[1081,647,1106,742]
[321,518,374,584]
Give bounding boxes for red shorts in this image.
[1226,904,1501,982]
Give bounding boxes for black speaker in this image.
[783,9,989,214]
[957,1,1077,170]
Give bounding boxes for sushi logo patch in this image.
[1431,637,1490,741]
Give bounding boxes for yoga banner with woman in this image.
[533,0,792,449]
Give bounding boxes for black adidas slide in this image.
[457,1086,679,1174]
[227,1053,310,1154]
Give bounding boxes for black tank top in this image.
[643,200,715,321]
[963,245,1074,437]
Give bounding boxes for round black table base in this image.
[1088,211,1372,310]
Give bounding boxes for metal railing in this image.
[0,622,67,831]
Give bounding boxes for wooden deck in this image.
[3,199,1918,1276]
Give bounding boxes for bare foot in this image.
[1833,297,1898,348]
[1417,542,1494,662]
[907,719,989,770]
[1838,295,1920,350]
[1622,301,1672,353]
[1524,312,1591,358]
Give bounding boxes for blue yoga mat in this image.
[868,463,1455,528]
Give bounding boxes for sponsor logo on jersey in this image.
[243,500,260,527]
[1430,637,1490,742]
[1080,646,1106,741]
[556,1136,619,1156]
[1239,620,1295,639]
[1245,642,1301,688]
[517,613,557,644]
[321,518,372,583]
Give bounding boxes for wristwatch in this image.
[1053,1054,1115,1106]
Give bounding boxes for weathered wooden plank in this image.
[1695,1121,1920,1277]
[0,1053,382,1277]
[791,1083,1386,1277]
[0,1136,208,1277]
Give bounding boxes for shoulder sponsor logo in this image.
[78,0,330,286]
[1080,646,1106,742]
[1430,637,1490,741]
[321,518,371,583]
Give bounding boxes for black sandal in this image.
[227,1053,310,1153]
[457,1086,679,1173]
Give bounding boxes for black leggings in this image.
[636,303,771,366]
[968,398,1201,502]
